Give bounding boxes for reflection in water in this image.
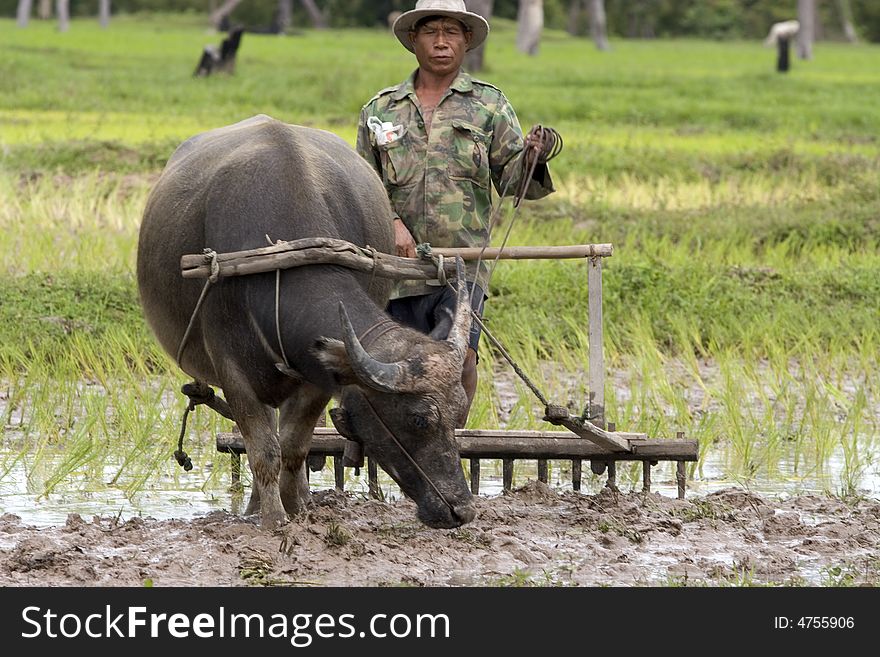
[2,439,876,528]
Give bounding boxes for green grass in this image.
[1,15,878,505]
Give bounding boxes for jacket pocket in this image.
[449,120,490,189]
[379,137,416,187]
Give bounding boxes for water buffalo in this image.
[137,114,476,529]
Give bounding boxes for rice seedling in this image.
[0,16,878,516]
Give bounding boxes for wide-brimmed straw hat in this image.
[393,0,490,52]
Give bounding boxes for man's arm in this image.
[356,106,417,258]
[488,98,555,201]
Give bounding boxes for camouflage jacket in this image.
[357,69,555,298]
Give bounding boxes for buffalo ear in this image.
[312,337,359,385]
[328,407,354,439]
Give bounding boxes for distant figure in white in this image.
[764,20,799,73]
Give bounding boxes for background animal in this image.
[194,26,244,77]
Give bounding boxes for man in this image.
[357,0,557,426]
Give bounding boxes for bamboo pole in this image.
[430,244,613,260]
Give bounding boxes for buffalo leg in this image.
[278,384,331,515]
[222,386,288,529]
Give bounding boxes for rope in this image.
[176,248,220,368]
[447,126,564,415]
[468,125,563,307]
[275,268,291,369]
[360,392,459,517]
[469,312,550,408]
[173,248,223,472]
[174,399,195,472]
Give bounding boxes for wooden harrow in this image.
[181,238,698,498]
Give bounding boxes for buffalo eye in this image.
[410,402,440,430]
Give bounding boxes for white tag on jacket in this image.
[367,116,406,146]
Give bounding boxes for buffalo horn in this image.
[445,257,472,358]
[338,302,407,393]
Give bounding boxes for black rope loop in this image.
[175,399,195,472]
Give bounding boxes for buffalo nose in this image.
[453,502,477,525]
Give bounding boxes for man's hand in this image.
[393,217,417,258]
[524,126,559,167]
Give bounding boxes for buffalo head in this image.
[315,268,476,529]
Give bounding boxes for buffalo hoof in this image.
[261,510,290,530]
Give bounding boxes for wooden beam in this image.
[181,238,613,280]
[469,458,480,495]
[543,407,633,452]
[216,430,698,461]
[502,458,514,491]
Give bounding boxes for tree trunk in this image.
[99,0,110,28]
[516,0,543,56]
[464,0,493,72]
[210,0,243,30]
[38,0,51,19]
[836,0,858,43]
[56,0,69,32]
[300,0,327,29]
[567,0,582,36]
[797,0,814,59]
[17,0,32,27]
[587,0,609,50]
[277,0,293,33]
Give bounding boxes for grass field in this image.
[1,15,878,506]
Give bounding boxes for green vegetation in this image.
[1,16,878,508]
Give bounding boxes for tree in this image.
[587,0,609,50]
[300,0,327,28]
[464,0,493,72]
[16,0,31,27]
[38,0,50,19]
[99,0,111,28]
[277,0,293,33]
[210,0,244,29]
[797,0,814,59]
[516,0,543,55]
[567,0,583,35]
[56,0,69,31]
[836,0,858,42]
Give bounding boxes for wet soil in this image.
[1,485,878,587]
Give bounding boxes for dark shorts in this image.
[387,283,486,354]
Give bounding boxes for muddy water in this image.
[1,358,878,528]
[2,439,877,529]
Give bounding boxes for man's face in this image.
[410,17,472,77]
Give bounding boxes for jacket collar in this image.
[391,68,474,102]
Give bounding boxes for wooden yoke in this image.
[181,238,613,281]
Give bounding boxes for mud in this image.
[1,485,878,587]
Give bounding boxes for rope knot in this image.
[435,253,446,286]
[174,449,193,471]
[181,381,215,406]
[203,248,220,283]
